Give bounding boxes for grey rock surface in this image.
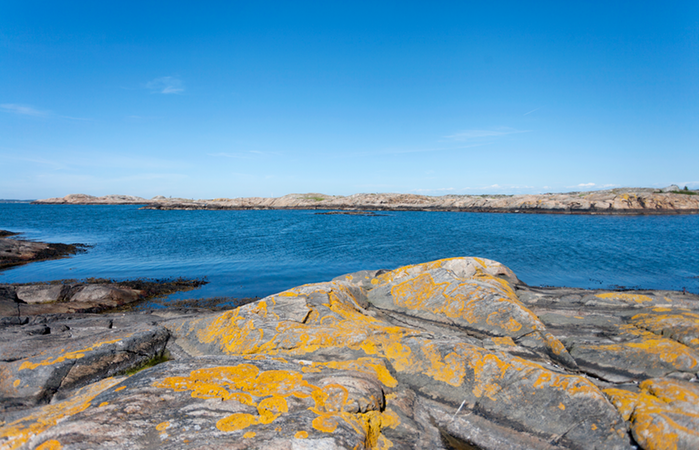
[1,257,698,450]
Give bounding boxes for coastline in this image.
[31,187,699,215]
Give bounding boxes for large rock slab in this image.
[1,257,698,449]
[0,317,169,413]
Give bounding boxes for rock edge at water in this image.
[1,257,698,449]
[32,187,699,214]
[0,232,86,270]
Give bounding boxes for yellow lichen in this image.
[243,431,256,438]
[18,339,124,370]
[295,430,308,439]
[595,293,653,303]
[0,378,121,450]
[155,421,170,431]
[491,337,516,346]
[35,440,62,450]
[154,363,397,446]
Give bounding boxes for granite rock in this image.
[1,257,698,450]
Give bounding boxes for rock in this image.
[661,185,681,192]
[34,187,699,214]
[69,285,139,304]
[15,285,66,304]
[0,317,169,413]
[0,233,84,270]
[1,257,698,449]
[605,378,699,449]
[0,278,207,318]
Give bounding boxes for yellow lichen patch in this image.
[605,380,699,450]
[295,430,308,439]
[155,421,170,431]
[12,379,19,388]
[155,363,396,444]
[18,338,124,370]
[0,377,121,450]
[306,358,398,388]
[115,386,126,392]
[243,431,256,438]
[217,413,258,432]
[595,293,654,304]
[640,378,699,412]
[630,312,699,348]
[391,273,450,310]
[587,335,698,371]
[558,403,565,410]
[631,393,684,450]
[604,388,639,421]
[98,402,108,408]
[35,440,62,450]
[491,337,516,346]
[387,271,541,339]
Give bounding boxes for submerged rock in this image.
[1,257,698,449]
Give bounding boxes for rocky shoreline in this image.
[32,186,699,215]
[1,257,697,449]
[0,231,87,270]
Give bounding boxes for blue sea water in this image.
[1,204,698,306]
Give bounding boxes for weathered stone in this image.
[68,285,138,304]
[1,257,698,449]
[0,321,169,413]
[605,378,699,449]
[0,233,83,270]
[0,357,404,449]
[15,285,65,304]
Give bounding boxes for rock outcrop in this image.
[0,279,207,319]
[33,188,699,214]
[1,257,698,449]
[0,232,85,270]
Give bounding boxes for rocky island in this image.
[33,186,699,215]
[1,257,697,449]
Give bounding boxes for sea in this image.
[1,203,698,308]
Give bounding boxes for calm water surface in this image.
[1,204,698,306]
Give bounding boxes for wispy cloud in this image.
[0,104,91,121]
[1,104,49,117]
[145,76,184,94]
[443,127,529,142]
[523,107,542,116]
[577,183,595,187]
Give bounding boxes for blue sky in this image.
[1,1,697,199]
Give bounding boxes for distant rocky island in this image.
[33,186,699,214]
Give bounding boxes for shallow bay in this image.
[1,203,697,307]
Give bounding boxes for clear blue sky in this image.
[1,1,697,199]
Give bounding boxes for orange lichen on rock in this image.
[605,378,699,450]
[35,440,62,450]
[595,293,654,304]
[154,363,399,445]
[0,377,122,450]
[301,358,398,388]
[630,312,699,348]
[584,329,698,373]
[18,338,124,370]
